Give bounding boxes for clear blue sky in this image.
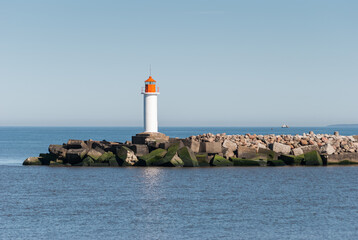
[0,0,357,126]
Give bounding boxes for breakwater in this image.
[23,132,358,167]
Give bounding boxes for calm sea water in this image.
[1,127,358,239]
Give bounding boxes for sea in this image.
[1,126,358,239]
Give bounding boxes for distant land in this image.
[327,124,358,127]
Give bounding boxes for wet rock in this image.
[177,146,199,167]
[210,155,233,166]
[137,149,167,166]
[231,158,265,166]
[304,151,323,166]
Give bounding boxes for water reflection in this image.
[140,167,164,201]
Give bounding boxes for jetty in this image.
[23,131,358,167]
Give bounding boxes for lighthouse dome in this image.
[145,76,156,82]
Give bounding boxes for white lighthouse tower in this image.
[142,76,159,132]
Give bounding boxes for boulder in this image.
[66,148,88,164]
[82,156,94,166]
[158,142,171,150]
[97,152,116,163]
[23,157,42,166]
[183,139,200,153]
[320,144,335,155]
[200,142,222,153]
[231,158,264,166]
[223,148,235,159]
[257,148,278,160]
[222,140,237,152]
[86,149,103,161]
[195,153,211,167]
[177,146,199,167]
[211,155,233,167]
[48,145,67,159]
[269,142,291,155]
[237,146,257,159]
[137,149,167,166]
[39,153,57,165]
[116,146,138,166]
[300,145,319,154]
[292,147,304,156]
[153,144,184,167]
[66,139,87,149]
[129,144,149,157]
[353,136,358,141]
[303,151,323,166]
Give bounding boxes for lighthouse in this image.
[142,76,160,132]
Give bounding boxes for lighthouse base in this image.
[132,132,169,145]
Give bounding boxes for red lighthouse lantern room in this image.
[145,76,157,93]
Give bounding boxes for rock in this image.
[152,143,184,167]
[231,158,265,166]
[210,155,233,167]
[300,145,319,154]
[66,148,88,164]
[39,153,57,165]
[292,148,304,156]
[137,149,168,166]
[86,149,103,161]
[116,146,138,166]
[177,146,199,167]
[334,131,339,136]
[279,155,304,165]
[66,139,87,149]
[257,143,266,149]
[82,156,94,166]
[183,139,200,153]
[132,132,169,145]
[304,151,322,166]
[223,148,235,159]
[320,144,335,155]
[257,148,278,160]
[269,142,291,155]
[267,160,286,166]
[353,135,358,141]
[237,146,257,159]
[222,140,237,152]
[48,145,67,159]
[300,140,308,146]
[195,153,211,167]
[97,152,116,163]
[326,153,358,164]
[199,142,222,153]
[23,157,42,166]
[129,144,149,156]
[158,142,171,150]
